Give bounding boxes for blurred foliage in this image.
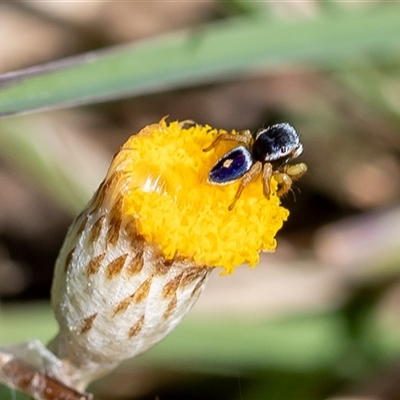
[0,4,400,116]
[1,1,400,399]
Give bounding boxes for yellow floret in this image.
[111,119,289,274]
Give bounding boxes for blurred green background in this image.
[1,1,400,399]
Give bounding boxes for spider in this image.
[203,123,307,210]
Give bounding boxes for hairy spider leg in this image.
[284,162,307,180]
[273,172,293,197]
[203,130,253,152]
[228,161,262,211]
[273,162,307,197]
[262,163,273,198]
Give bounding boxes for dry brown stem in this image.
[0,350,92,400]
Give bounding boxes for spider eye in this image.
[208,146,253,184]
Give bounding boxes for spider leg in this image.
[228,161,262,211]
[235,129,253,144]
[273,163,307,197]
[273,172,293,197]
[284,162,307,181]
[262,163,273,198]
[203,130,253,152]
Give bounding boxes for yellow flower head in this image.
[107,119,290,274]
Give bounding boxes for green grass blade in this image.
[0,385,30,400]
[0,303,344,372]
[2,303,400,377]
[0,7,399,117]
[136,313,347,373]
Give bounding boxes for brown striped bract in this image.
[126,252,144,276]
[89,216,105,244]
[86,253,106,276]
[79,314,97,335]
[128,315,145,339]
[105,254,128,280]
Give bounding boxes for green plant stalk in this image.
[0,7,399,117]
